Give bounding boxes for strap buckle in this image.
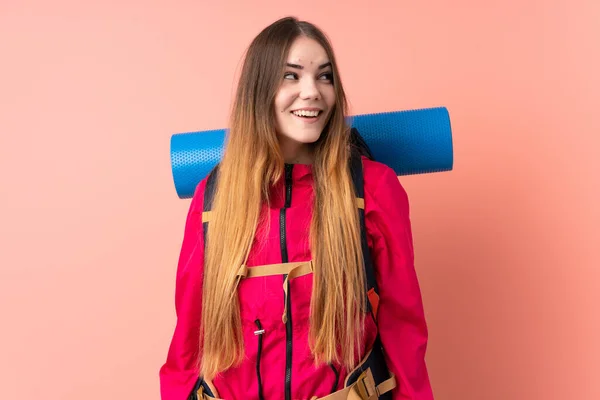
[353,369,378,400]
[196,385,204,399]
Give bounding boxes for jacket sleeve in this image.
[364,165,434,400]
[159,180,207,400]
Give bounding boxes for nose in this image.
[299,77,320,100]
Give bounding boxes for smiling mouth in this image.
[291,109,323,118]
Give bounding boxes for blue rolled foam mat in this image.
[170,106,453,199]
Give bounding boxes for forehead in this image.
[286,36,330,66]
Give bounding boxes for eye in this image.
[283,72,298,80]
[319,72,334,82]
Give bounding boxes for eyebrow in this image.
[286,61,332,70]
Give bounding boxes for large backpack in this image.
[193,128,396,400]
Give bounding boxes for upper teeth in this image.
[293,110,320,117]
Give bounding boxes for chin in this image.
[294,132,322,144]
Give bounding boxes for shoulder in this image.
[361,156,410,217]
[362,156,407,198]
[188,174,211,215]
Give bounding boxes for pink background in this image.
[1,1,598,399]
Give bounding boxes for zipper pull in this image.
[254,319,265,335]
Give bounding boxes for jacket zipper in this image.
[281,164,293,400]
[254,319,265,400]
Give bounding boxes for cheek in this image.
[324,87,336,108]
[275,88,295,113]
[273,94,290,130]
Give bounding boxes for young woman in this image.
[160,16,434,400]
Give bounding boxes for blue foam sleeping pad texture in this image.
[170,106,453,199]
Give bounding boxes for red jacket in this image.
[160,157,434,399]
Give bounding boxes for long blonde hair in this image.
[200,16,366,379]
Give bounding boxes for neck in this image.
[278,136,314,164]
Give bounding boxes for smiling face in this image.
[273,36,336,163]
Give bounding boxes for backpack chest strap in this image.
[235,261,314,324]
[236,260,313,279]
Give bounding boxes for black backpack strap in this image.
[349,147,394,398]
[350,127,375,161]
[349,148,380,320]
[203,165,219,211]
[188,166,220,400]
[202,164,220,242]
